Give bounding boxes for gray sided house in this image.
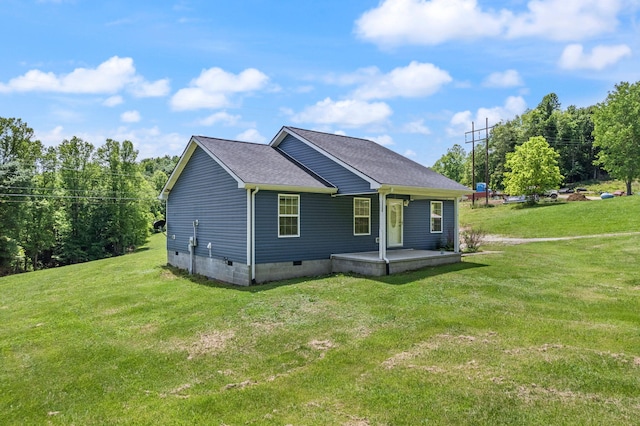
[160,126,470,285]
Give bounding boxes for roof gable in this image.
[160,136,336,199]
[272,127,470,194]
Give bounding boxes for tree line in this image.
[433,82,640,196]
[0,117,178,276]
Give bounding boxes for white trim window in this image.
[353,197,371,235]
[278,194,300,237]
[430,201,443,233]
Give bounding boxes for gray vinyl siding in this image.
[166,146,247,263]
[277,134,373,194]
[255,191,379,264]
[402,199,455,250]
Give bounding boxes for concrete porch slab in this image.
[331,249,461,276]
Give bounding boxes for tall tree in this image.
[431,144,467,184]
[57,137,97,263]
[0,117,42,166]
[503,136,563,203]
[592,81,640,195]
[488,118,522,190]
[0,118,42,272]
[96,139,150,256]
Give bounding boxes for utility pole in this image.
[465,119,495,206]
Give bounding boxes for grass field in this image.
[460,192,640,238]
[1,196,639,424]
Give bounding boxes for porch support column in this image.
[378,192,387,261]
[454,196,460,253]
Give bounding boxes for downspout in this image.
[454,197,460,253]
[251,187,260,284]
[378,191,390,274]
[246,189,252,282]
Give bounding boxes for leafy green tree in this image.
[0,118,43,272]
[57,137,98,263]
[503,136,563,203]
[20,148,59,269]
[488,118,522,190]
[96,139,150,256]
[432,144,467,184]
[0,117,42,167]
[592,81,640,195]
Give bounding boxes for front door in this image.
[387,199,403,247]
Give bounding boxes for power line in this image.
[2,185,147,195]
[0,193,158,201]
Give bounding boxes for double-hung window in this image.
[278,194,300,237]
[353,198,371,235]
[430,201,443,233]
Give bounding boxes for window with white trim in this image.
[278,194,300,237]
[430,201,443,233]
[353,197,371,235]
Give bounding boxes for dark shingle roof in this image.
[193,135,333,190]
[282,127,470,192]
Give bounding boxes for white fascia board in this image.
[242,182,337,194]
[159,139,197,200]
[159,137,246,200]
[271,127,381,190]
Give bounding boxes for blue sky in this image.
[1,0,639,166]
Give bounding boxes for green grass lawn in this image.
[461,193,640,238]
[1,198,639,424]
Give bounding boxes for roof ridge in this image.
[193,135,269,147]
[284,126,374,144]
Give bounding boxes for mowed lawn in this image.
[1,196,639,425]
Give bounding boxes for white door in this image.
[387,199,403,247]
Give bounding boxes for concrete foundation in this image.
[168,249,462,286]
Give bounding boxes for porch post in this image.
[379,192,387,260]
[454,197,460,253]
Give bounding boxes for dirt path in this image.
[482,231,640,245]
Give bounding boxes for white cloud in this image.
[448,96,527,136]
[198,111,242,126]
[103,95,124,107]
[291,97,392,128]
[0,56,170,97]
[558,43,632,70]
[355,0,626,47]
[170,67,269,111]
[236,128,266,144]
[403,119,431,135]
[111,126,187,159]
[129,78,171,97]
[355,0,509,47]
[352,61,452,100]
[483,69,524,88]
[34,125,187,159]
[121,110,141,123]
[368,134,395,146]
[404,149,417,158]
[35,125,66,146]
[506,0,622,41]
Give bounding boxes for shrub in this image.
[461,228,486,253]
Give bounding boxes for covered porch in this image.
[331,249,462,277]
